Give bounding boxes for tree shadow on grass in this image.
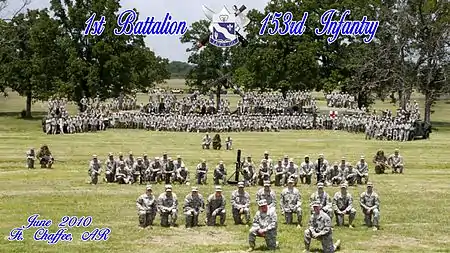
[0,111,46,121]
[431,121,450,132]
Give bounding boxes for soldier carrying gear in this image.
[248,199,279,252]
[304,201,341,253]
[157,185,178,227]
[213,161,227,185]
[26,148,36,169]
[88,155,102,185]
[196,159,208,185]
[136,185,157,228]
[37,145,54,168]
[231,182,251,225]
[183,187,204,228]
[206,186,226,226]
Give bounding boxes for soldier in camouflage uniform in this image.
[149,157,163,183]
[206,186,226,226]
[88,155,101,185]
[247,199,279,252]
[332,183,356,228]
[373,150,388,174]
[355,156,369,184]
[304,201,341,253]
[196,159,208,185]
[274,160,285,187]
[343,165,357,186]
[360,182,380,231]
[284,159,299,186]
[257,159,272,186]
[231,182,251,225]
[183,187,204,228]
[136,185,157,228]
[26,148,36,169]
[175,165,190,185]
[37,145,54,168]
[162,157,176,184]
[388,149,404,174]
[280,178,303,227]
[309,183,333,220]
[132,157,146,184]
[116,161,131,184]
[213,161,227,185]
[157,185,178,227]
[104,153,116,183]
[328,163,343,186]
[300,155,315,185]
[256,181,277,212]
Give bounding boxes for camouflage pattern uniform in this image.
[206,186,226,226]
[136,185,157,228]
[388,149,404,173]
[88,155,101,185]
[183,187,204,228]
[280,179,302,226]
[231,182,251,224]
[360,182,380,231]
[332,183,356,227]
[157,185,178,227]
[248,199,278,251]
[309,183,333,220]
[26,148,36,169]
[213,161,227,185]
[355,156,369,184]
[256,181,277,212]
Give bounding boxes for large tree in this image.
[0,9,63,117]
[50,0,169,107]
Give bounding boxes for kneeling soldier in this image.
[183,187,204,228]
[360,182,380,231]
[304,201,341,253]
[231,182,251,225]
[280,178,303,227]
[248,199,279,252]
[157,185,178,227]
[332,183,356,228]
[206,186,226,226]
[136,185,157,228]
[88,155,101,185]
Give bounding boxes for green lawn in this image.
[0,84,450,253]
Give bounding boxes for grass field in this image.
[1,80,450,253]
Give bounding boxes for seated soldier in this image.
[37,145,54,168]
[202,133,212,149]
[225,136,233,150]
[373,150,388,174]
[212,134,222,150]
[26,148,36,169]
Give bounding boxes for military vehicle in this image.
[409,120,432,140]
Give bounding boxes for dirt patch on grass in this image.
[137,227,239,247]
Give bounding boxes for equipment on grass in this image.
[227,149,243,185]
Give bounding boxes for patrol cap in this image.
[146,185,152,190]
[247,155,252,158]
[317,182,324,188]
[261,159,267,162]
[341,157,346,160]
[137,157,142,160]
[333,162,338,166]
[263,181,271,187]
[395,148,399,152]
[367,182,374,187]
[318,154,324,158]
[340,183,348,189]
[163,152,167,155]
[118,152,123,156]
[304,155,309,158]
[219,161,223,164]
[191,187,198,192]
[168,157,172,161]
[177,155,181,159]
[165,185,172,191]
[264,151,269,154]
[289,159,294,162]
[201,159,206,163]
[92,154,97,158]
[287,178,294,184]
[258,199,268,207]
[311,201,321,207]
[118,161,125,165]
[215,186,222,192]
[284,155,289,158]
[108,152,113,156]
[360,155,365,159]
[237,182,245,187]
[155,157,160,160]
[129,151,133,155]
[143,153,148,157]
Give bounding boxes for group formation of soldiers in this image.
[324,92,358,109]
[237,91,318,114]
[134,178,381,252]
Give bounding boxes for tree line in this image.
[181,0,449,123]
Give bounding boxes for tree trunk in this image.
[216,84,221,113]
[397,89,403,109]
[25,91,32,118]
[424,91,433,124]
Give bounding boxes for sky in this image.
[2,0,269,62]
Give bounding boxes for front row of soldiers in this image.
[136,180,380,252]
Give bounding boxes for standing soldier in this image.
[88,155,102,185]
[105,153,116,183]
[136,185,157,228]
[309,183,333,220]
[231,182,251,225]
[213,161,227,185]
[300,155,315,185]
[196,159,208,185]
[303,201,341,253]
[388,149,404,174]
[274,160,285,186]
[355,156,369,184]
[225,136,233,150]
[332,183,356,228]
[26,148,36,169]
[247,199,279,252]
[157,185,178,227]
[256,181,277,211]
[360,182,380,231]
[175,165,190,185]
[280,179,303,227]
[183,187,204,228]
[206,186,226,226]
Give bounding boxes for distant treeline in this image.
[167,61,193,79]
